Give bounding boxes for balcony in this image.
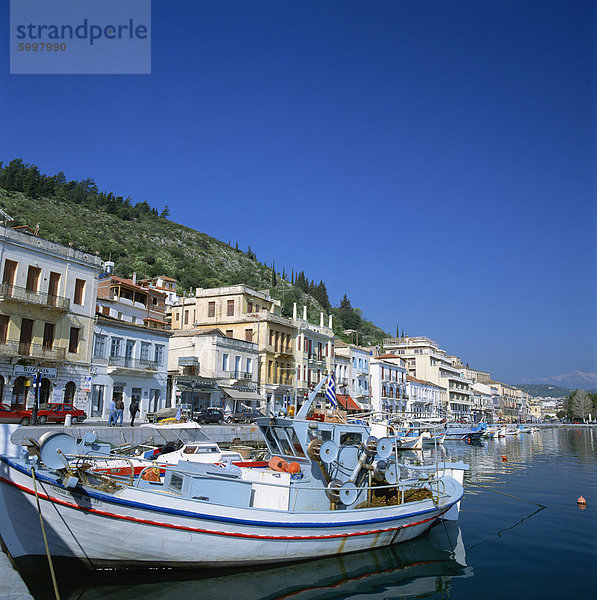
[107,356,160,372]
[0,340,66,361]
[227,370,254,381]
[0,283,70,311]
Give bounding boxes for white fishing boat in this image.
[0,376,466,569]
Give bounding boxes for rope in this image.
[467,480,546,508]
[31,468,61,600]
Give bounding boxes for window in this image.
[140,342,151,361]
[2,259,17,286]
[208,301,215,317]
[93,334,106,358]
[245,328,252,342]
[43,323,55,350]
[184,310,189,325]
[48,272,60,298]
[225,330,233,338]
[69,327,80,353]
[222,353,229,371]
[246,357,252,374]
[26,265,41,293]
[226,299,234,316]
[175,312,180,322]
[155,344,165,365]
[0,314,9,343]
[247,301,253,313]
[235,356,241,374]
[110,337,122,357]
[74,279,85,305]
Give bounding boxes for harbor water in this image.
[15,426,597,599]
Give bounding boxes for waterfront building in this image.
[369,354,408,414]
[92,271,170,420]
[405,375,443,417]
[0,225,102,410]
[484,380,522,422]
[470,381,494,422]
[91,315,169,420]
[170,285,291,412]
[291,303,335,409]
[383,336,473,420]
[168,327,260,413]
[334,341,372,410]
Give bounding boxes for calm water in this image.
[19,426,597,600]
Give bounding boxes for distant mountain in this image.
[515,384,572,399]
[520,371,597,391]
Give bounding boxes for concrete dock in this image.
[12,422,264,448]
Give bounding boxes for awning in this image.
[337,394,361,411]
[220,386,265,402]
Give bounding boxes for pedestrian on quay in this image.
[130,398,139,427]
[108,397,117,427]
[116,398,125,427]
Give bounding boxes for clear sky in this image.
[1,1,595,384]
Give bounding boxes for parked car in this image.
[194,407,225,424]
[27,403,87,425]
[0,403,30,425]
[228,409,265,424]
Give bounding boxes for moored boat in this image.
[0,376,466,569]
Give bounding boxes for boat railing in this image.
[57,450,451,510]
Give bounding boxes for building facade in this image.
[334,341,372,410]
[168,327,261,413]
[291,303,335,410]
[0,226,102,411]
[170,286,284,409]
[369,354,408,415]
[91,315,169,420]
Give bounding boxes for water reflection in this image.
[19,522,472,600]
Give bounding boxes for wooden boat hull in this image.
[0,457,462,568]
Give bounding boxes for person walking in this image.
[129,398,140,427]
[116,398,125,427]
[108,397,117,427]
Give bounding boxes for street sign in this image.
[14,365,57,379]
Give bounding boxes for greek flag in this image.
[326,374,337,408]
[175,406,182,421]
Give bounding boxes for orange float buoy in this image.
[287,462,301,474]
[501,455,507,462]
[577,496,587,505]
[268,457,290,472]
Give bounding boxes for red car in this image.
[0,402,30,424]
[23,402,87,425]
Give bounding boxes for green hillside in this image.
[0,159,389,346]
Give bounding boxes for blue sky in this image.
[1,1,595,383]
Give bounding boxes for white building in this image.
[292,304,335,407]
[405,375,443,417]
[369,354,408,415]
[0,225,102,411]
[383,336,473,420]
[91,315,169,420]
[471,381,494,422]
[168,327,262,414]
[335,341,372,410]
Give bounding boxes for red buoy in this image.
[501,455,507,462]
[577,496,587,505]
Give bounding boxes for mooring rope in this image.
[31,468,61,600]
[468,480,547,508]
